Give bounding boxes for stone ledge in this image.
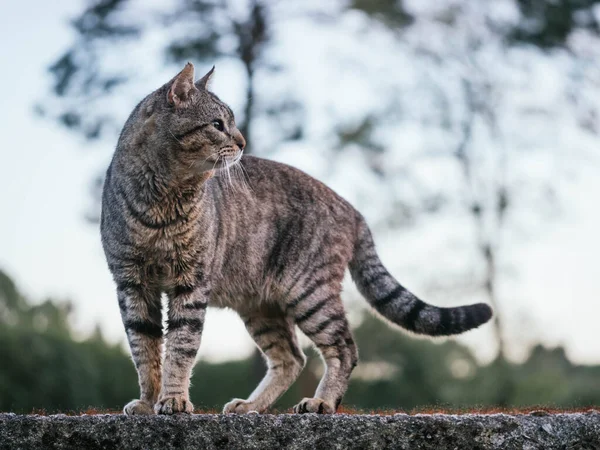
[1,412,599,449]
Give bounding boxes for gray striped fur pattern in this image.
[100,63,492,416]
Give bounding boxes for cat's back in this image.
[238,155,357,220]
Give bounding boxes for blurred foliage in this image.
[349,0,600,48]
[511,0,600,48]
[0,270,136,412]
[2,268,599,414]
[348,0,413,28]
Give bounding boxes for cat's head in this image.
[120,63,245,176]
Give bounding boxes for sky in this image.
[0,0,599,365]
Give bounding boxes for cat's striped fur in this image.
[101,63,492,415]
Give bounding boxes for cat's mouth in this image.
[219,147,242,160]
[197,147,243,173]
[211,147,243,169]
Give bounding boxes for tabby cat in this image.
[100,63,492,415]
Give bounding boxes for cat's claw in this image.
[123,399,155,416]
[223,398,261,414]
[293,397,335,414]
[154,396,194,415]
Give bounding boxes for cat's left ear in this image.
[167,62,198,107]
[195,66,215,90]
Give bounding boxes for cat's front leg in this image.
[117,283,163,415]
[155,284,209,415]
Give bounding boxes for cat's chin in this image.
[214,154,242,169]
[194,156,239,174]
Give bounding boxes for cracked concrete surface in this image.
[1,411,600,449]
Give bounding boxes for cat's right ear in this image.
[195,66,215,90]
[167,62,198,107]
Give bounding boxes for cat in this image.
[100,62,492,415]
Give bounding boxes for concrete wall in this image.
[1,412,599,449]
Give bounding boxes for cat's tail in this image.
[348,216,492,336]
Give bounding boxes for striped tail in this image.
[349,217,492,336]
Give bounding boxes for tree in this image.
[511,0,600,48]
[345,0,600,362]
[0,269,138,413]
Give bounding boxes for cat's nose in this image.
[236,136,246,151]
[234,130,246,151]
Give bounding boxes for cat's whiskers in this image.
[216,148,243,193]
[228,161,243,193]
[233,165,250,194]
[227,158,234,187]
[226,150,248,193]
[231,152,252,194]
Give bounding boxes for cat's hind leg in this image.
[291,295,358,414]
[223,314,305,414]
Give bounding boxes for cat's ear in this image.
[195,66,215,90]
[167,62,198,107]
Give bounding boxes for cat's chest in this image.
[138,218,202,251]
[140,229,203,285]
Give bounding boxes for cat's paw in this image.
[154,396,194,415]
[223,398,261,414]
[123,399,155,416]
[293,397,335,414]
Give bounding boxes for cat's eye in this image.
[212,119,224,131]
